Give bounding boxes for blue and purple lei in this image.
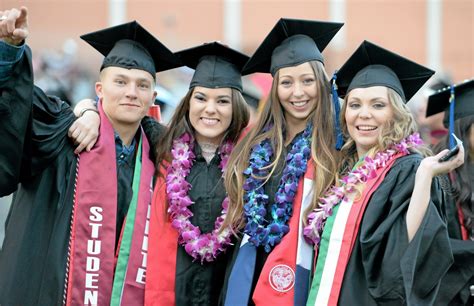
[243,123,313,252]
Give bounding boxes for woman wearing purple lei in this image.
[221,18,344,305]
[145,43,250,306]
[304,41,465,305]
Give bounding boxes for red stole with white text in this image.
[65,102,154,306]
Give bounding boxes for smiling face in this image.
[277,62,318,134]
[345,86,394,157]
[96,66,157,128]
[189,86,233,145]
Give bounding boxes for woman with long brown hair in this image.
[144,42,250,306]
[221,18,343,305]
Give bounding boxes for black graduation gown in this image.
[0,48,78,305]
[0,46,149,305]
[0,46,34,197]
[435,239,474,305]
[338,154,454,305]
[219,145,288,306]
[174,144,235,306]
[435,175,474,305]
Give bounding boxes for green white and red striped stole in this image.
[306,152,405,306]
[65,102,154,306]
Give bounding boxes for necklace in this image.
[198,141,219,164]
[166,133,234,263]
[243,123,313,252]
[303,133,423,248]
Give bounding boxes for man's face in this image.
[95,67,157,128]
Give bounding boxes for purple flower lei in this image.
[303,133,424,248]
[243,123,313,252]
[166,133,234,263]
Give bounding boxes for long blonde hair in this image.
[223,61,339,231]
[338,87,431,173]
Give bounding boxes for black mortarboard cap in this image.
[335,40,435,102]
[426,79,474,119]
[175,42,249,92]
[242,18,344,76]
[426,79,474,148]
[80,21,181,78]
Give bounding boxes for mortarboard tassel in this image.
[331,72,344,150]
[449,85,456,149]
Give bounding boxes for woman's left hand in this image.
[68,110,100,154]
[419,144,465,178]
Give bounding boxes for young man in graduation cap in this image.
[427,79,474,305]
[0,6,180,305]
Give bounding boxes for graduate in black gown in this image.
[303,40,464,305]
[427,79,474,305]
[0,7,179,305]
[142,42,250,306]
[221,18,343,306]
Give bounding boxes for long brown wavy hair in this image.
[155,87,250,173]
[222,60,340,232]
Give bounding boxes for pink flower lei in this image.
[303,133,423,248]
[166,132,234,263]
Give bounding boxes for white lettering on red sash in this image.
[84,290,98,305]
[84,206,103,305]
[136,203,151,284]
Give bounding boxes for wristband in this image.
[79,108,99,117]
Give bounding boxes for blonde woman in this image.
[303,40,463,305]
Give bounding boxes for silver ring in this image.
[0,16,7,21]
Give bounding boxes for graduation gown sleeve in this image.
[339,154,453,306]
[0,45,75,194]
[0,45,34,196]
[0,45,78,306]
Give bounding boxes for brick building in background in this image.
[1,0,472,83]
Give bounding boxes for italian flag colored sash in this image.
[306,152,405,306]
[144,166,178,306]
[65,101,154,306]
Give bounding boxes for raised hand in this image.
[0,6,29,46]
[419,144,465,178]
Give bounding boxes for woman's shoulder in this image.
[391,152,424,169]
[382,153,424,184]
